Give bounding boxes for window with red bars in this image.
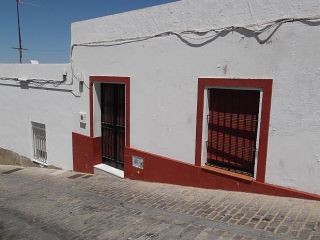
[207,88,260,176]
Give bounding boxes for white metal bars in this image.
[32,122,47,163]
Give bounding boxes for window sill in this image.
[201,165,253,182]
[32,159,48,166]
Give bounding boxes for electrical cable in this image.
[70,15,320,50]
[1,15,320,93]
[0,76,81,97]
[69,15,320,84]
[0,76,66,85]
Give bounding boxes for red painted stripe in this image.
[125,147,320,201]
[72,132,102,173]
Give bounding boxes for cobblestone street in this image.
[0,165,319,240]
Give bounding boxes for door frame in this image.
[195,78,272,183]
[89,76,130,149]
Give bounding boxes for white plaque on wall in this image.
[132,156,144,169]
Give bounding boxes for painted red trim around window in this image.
[125,147,320,201]
[89,76,130,147]
[195,78,273,182]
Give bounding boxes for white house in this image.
[1,0,320,200]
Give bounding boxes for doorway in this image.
[101,84,125,170]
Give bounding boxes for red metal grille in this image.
[207,88,260,176]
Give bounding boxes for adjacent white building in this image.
[1,0,320,200]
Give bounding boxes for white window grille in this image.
[32,122,47,164]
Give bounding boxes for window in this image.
[32,122,47,164]
[196,78,272,182]
[206,88,260,177]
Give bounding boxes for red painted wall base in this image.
[72,132,319,200]
[125,147,320,201]
[72,132,102,174]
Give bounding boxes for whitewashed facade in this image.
[0,0,319,199]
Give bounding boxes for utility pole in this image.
[12,0,27,63]
[16,0,22,63]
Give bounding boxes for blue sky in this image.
[0,0,176,63]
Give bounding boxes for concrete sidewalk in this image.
[0,165,319,240]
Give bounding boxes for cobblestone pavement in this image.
[0,165,319,240]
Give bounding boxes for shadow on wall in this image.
[175,19,320,47]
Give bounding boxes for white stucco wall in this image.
[71,0,320,194]
[0,64,79,169]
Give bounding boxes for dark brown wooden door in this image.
[207,88,260,176]
[101,84,125,170]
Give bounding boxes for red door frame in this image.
[195,78,273,182]
[89,76,130,148]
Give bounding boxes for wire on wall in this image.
[0,76,67,87]
[1,15,320,94]
[69,15,320,85]
[71,15,320,50]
